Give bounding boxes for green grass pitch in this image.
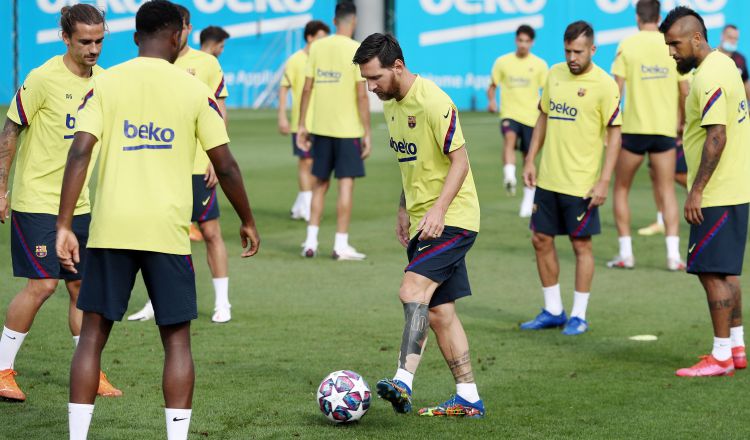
[0,109,746,439]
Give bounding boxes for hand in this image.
[417,204,446,241]
[56,228,80,273]
[204,163,218,189]
[586,179,609,209]
[522,161,537,188]
[684,190,704,225]
[278,116,290,135]
[240,222,260,257]
[396,207,411,248]
[0,196,9,224]
[488,100,498,113]
[296,126,311,152]
[360,133,372,159]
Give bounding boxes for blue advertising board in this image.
[395,0,750,110]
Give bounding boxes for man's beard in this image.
[676,55,698,74]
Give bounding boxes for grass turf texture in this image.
[0,109,747,439]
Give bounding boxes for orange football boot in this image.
[189,223,204,242]
[0,369,26,401]
[97,370,122,397]
[733,346,747,369]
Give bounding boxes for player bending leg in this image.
[355,33,484,418]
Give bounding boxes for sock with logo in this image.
[456,383,480,404]
[503,164,516,182]
[570,291,590,320]
[305,225,319,249]
[656,211,664,226]
[213,277,230,309]
[393,368,414,392]
[731,326,745,348]
[0,327,27,370]
[521,186,535,208]
[712,337,732,361]
[665,235,680,261]
[69,403,94,440]
[165,408,192,440]
[618,236,633,258]
[334,233,349,252]
[542,284,563,316]
[73,335,80,348]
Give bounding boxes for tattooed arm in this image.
[685,124,727,225]
[0,118,23,223]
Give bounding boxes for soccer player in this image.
[660,7,748,376]
[354,33,484,418]
[487,25,548,217]
[717,24,750,100]
[0,4,120,401]
[521,21,622,336]
[278,20,330,222]
[200,26,229,57]
[127,4,233,323]
[57,1,259,438]
[607,0,688,271]
[297,1,371,260]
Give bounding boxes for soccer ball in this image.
[316,370,371,423]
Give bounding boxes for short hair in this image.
[60,4,105,37]
[352,33,405,68]
[564,21,594,43]
[200,26,230,45]
[636,0,661,24]
[335,1,356,21]
[135,0,182,36]
[516,25,535,40]
[724,24,739,32]
[659,6,707,41]
[174,3,190,25]
[304,20,330,40]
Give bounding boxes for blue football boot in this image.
[561,316,589,335]
[520,308,567,330]
[376,378,412,413]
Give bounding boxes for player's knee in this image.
[531,233,552,251]
[26,279,59,302]
[398,284,426,304]
[428,306,454,330]
[571,239,592,257]
[200,222,222,242]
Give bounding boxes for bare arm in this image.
[684,124,727,225]
[217,97,228,125]
[296,77,314,151]
[614,75,625,96]
[678,80,689,135]
[396,190,410,247]
[356,81,372,159]
[487,83,497,113]
[277,85,290,135]
[0,118,23,223]
[587,125,622,209]
[416,146,470,240]
[522,111,548,187]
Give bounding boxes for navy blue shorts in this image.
[500,119,534,154]
[78,249,198,326]
[405,226,477,308]
[291,133,311,159]
[675,145,688,174]
[530,187,601,237]
[10,211,89,280]
[686,204,749,275]
[622,134,676,155]
[191,174,220,223]
[311,135,365,180]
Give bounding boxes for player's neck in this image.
[396,72,417,101]
[638,23,658,32]
[62,53,92,78]
[335,25,354,39]
[515,50,529,58]
[695,42,714,67]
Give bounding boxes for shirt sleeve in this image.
[280,61,292,88]
[197,91,231,152]
[208,58,228,99]
[428,98,465,155]
[7,69,46,126]
[601,78,622,127]
[74,82,103,140]
[305,44,316,79]
[699,82,728,127]
[490,58,502,86]
[611,42,626,78]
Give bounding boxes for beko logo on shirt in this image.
[122,120,175,151]
[316,68,342,82]
[390,137,418,162]
[641,64,669,79]
[63,113,76,140]
[508,75,531,88]
[548,99,578,121]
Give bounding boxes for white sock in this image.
[542,284,563,316]
[665,235,680,261]
[73,336,80,348]
[712,337,732,361]
[522,186,535,206]
[570,291,590,320]
[456,382,480,403]
[656,211,664,226]
[291,191,303,211]
[334,232,349,251]
[68,403,94,440]
[618,236,633,258]
[731,326,745,348]
[0,327,27,370]
[301,191,312,208]
[393,368,414,391]
[305,225,319,248]
[212,277,230,309]
[503,164,516,182]
[165,408,192,440]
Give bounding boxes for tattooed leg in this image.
[398,302,429,374]
[699,273,734,338]
[728,276,743,329]
[430,303,474,384]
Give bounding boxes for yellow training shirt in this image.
[75,57,230,255]
[174,47,228,174]
[537,62,622,197]
[281,49,313,132]
[383,76,480,237]
[611,30,685,137]
[6,55,102,215]
[683,50,750,207]
[490,52,548,127]
[305,34,364,138]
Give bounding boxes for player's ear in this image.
[133,31,140,47]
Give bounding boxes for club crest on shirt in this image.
[35,245,47,258]
[187,68,196,76]
[577,88,586,97]
[408,116,416,128]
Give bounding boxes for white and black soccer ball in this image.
[316,370,371,423]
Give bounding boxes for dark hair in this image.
[200,26,230,45]
[516,25,535,40]
[60,4,105,37]
[135,0,182,36]
[636,0,660,24]
[304,20,330,41]
[724,24,738,32]
[174,3,190,25]
[564,20,594,43]
[352,33,404,68]
[335,1,356,20]
[659,6,707,41]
